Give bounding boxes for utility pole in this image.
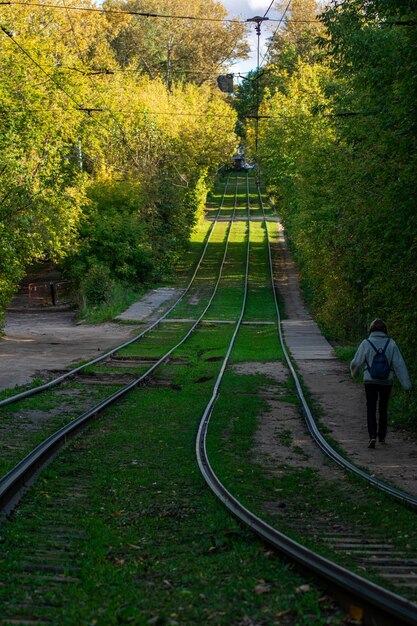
[76,138,83,172]
[166,37,173,92]
[246,16,269,185]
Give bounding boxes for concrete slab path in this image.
[274,222,417,498]
[116,288,182,322]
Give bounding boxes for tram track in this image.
[0,175,251,516]
[196,175,417,625]
[1,174,417,625]
[0,177,233,410]
[0,173,265,626]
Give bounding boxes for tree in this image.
[104,0,249,86]
[0,0,242,329]
[266,0,324,71]
[253,0,417,425]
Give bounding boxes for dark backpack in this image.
[366,338,392,380]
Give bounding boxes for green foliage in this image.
[104,0,249,85]
[80,265,115,307]
[0,1,242,331]
[63,181,155,284]
[267,0,324,69]
[241,0,417,427]
[78,282,143,323]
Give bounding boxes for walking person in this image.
[350,319,412,448]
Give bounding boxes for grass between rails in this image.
[0,323,342,625]
[207,339,417,601]
[244,222,277,323]
[170,219,214,289]
[166,220,230,320]
[206,221,248,321]
[0,383,123,478]
[0,174,342,624]
[0,204,214,401]
[5,172,413,622]
[208,391,417,600]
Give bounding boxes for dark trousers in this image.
[365,383,392,440]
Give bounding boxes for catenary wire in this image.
[60,0,142,168]
[1,5,138,177]
[0,22,129,149]
[260,0,292,67]
[1,5,234,168]
[0,108,237,117]
[16,63,242,78]
[262,0,276,19]
[0,1,319,24]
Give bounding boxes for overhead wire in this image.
[0,3,136,176]
[0,0,320,173]
[0,3,240,182]
[38,65,237,77]
[0,108,237,117]
[260,0,292,67]
[60,0,142,169]
[0,1,245,127]
[0,2,319,24]
[0,1,251,22]
[262,0,276,20]
[0,24,87,111]
[241,1,292,182]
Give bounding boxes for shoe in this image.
[368,438,376,449]
[379,439,386,444]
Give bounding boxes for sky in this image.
[221,0,285,77]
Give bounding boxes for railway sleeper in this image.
[276,515,417,600]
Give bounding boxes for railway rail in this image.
[0,174,246,513]
[0,176,233,410]
[196,175,417,625]
[1,173,417,625]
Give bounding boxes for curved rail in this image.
[0,176,233,408]
[0,175,243,517]
[256,184,417,509]
[195,176,417,626]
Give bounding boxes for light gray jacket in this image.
[350,331,412,389]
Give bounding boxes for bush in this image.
[80,265,114,307]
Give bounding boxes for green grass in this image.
[170,219,213,288]
[78,283,145,324]
[206,221,248,320]
[167,221,230,320]
[0,382,123,477]
[0,321,341,625]
[116,323,195,360]
[230,325,283,363]
[0,377,46,401]
[245,221,277,322]
[206,334,417,600]
[4,173,414,623]
[334,346,357,362]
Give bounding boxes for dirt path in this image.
[273,223,417,498]
[2,232,416,500]
[0,287,186,391]
[0,311,140,390]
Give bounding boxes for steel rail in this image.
[256,185,417,509]
[196,175,250,469]
[196,176,417,626]
[196,173,251,474]
[0,175,244,518]
[0,176,232,408]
